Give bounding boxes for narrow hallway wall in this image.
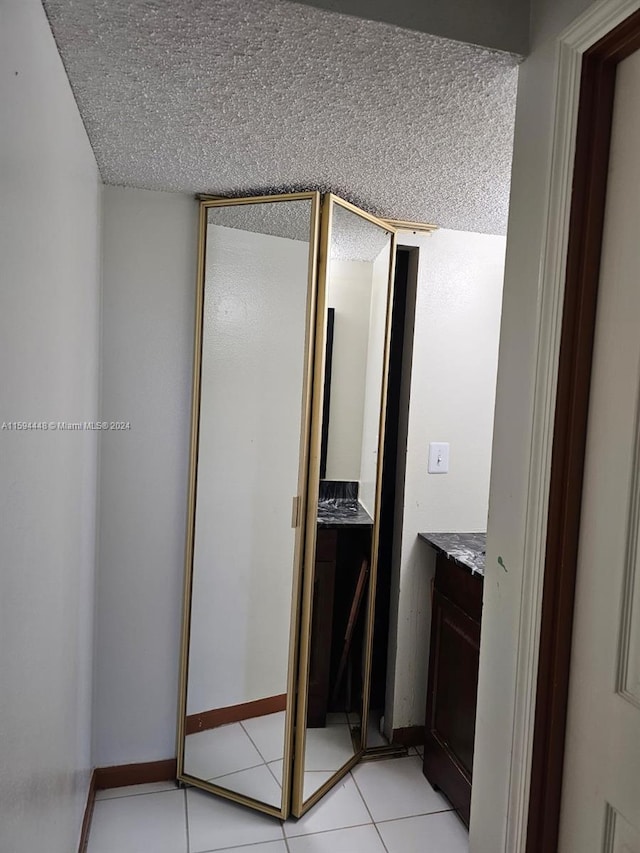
[0,1,102,850]
[95,186,197,766]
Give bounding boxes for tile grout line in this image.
[239,719,280,768]
[239,720,285,785]
[349,770,390,853]
[238,719,285,803]
[375,806,457,825]
[265,760,283,790]
[206,761,270,783]
[194,835,289,853]
[280,820,291,853]
[284,819,375,841]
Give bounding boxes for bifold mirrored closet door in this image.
[177,192,396,818]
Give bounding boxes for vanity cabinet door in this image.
[423,585,481,826]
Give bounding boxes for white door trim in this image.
[500,1,640,851]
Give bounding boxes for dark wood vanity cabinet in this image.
[307,529,338,728]
[423,553,483,826]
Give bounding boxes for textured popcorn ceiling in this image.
[207,197,391,261]
[207,200,313,245]
[42,0,520,234]
[330,203,392,261]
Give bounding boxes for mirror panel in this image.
[295,198,394,811]
[179,195,318,816]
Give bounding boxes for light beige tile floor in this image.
[87,754,469,853]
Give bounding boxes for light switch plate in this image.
[428,442,450,473]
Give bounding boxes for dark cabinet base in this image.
[307,527,371,728]
[423,554,482,827]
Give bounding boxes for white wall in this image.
[95,186,197,766]
[325,260,373,480]
[384,229,505,733]
[0,1,101,850]
[187,224,309,714]
[358,244,392,516]
[470,1,594,849]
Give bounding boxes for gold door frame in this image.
[176,192,322,820]
[291,194,398,816]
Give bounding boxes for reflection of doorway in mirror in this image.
[323,243,390,497]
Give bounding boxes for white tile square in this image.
[352,755,450,822]
[183,722,263,780]
[209,764,282,808]
[284,775,370,838]
[241,711,287,763]
[377,811,469,853]
[186,787,283,852]
[304,716,355,773]
[87,789,187,853]
[287,824,386,852]
[95,781,178,800]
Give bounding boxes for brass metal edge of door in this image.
[295,753,362,817]
[179,773,287,820]
[383,218,438,233]
[291,192,334,817]
[195,193,438,233]
[197,191,321,206]
[176,199,208,787]
[280,190,322,818]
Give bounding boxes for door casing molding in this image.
[498,1,640,851]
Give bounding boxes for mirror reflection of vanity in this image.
[176,191,397,819]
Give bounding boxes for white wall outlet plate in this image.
[428,442,450,473]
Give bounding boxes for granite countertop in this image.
[317,498,373,528]
[418,532,486,577]
[316,479,374,528]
